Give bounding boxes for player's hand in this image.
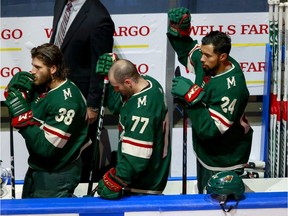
[97,167,126,200]
[168,7,191,37]
[4,71,34,101]
[5,71,34,93]
[4,88,37,128]
[171,76,205,106]
[96,53,118,76]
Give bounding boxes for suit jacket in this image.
[50,0,114,108]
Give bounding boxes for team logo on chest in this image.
[63,88,72,100]
[226,76,236,89]
[137,95,147,108]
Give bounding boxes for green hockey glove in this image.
[96,179,123,200]
[96,53,119,76]
[4,71,34,96]
[96,179,104,195]
[171,76,205,106]
[4,88,37,128]
[168,7,191,37]
[97,167,126,200]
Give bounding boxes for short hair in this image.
[109,59,140,84]
[31,43,68,79]
[201,31,231,55]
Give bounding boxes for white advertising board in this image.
[1,12,268,100]
[0,14,168,101]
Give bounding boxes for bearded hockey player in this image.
[167,7,253,193]
[4,43,91,198]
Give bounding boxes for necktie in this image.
[55,1,73,47]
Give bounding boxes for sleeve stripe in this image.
[122,137,153,148]
[43,124,70,148]
[208,108,233,134]
[122,136,153,159]
[186,44,200,72]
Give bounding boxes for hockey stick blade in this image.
[175,66,181,77]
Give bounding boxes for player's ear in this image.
[219,53,228,62]
[50,65,57,75]
[124,79,132,88]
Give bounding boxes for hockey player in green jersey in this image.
[167,8,253,193]
[4,43,91,198]
[94,54,171,199]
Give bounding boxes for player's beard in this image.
[33,69,53,87]
[121,88,133,99]
[203,61,221,76]
[119,83,134,99]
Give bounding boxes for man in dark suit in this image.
[50,0,115,182]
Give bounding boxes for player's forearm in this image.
[187,103,222,139]
[19,125,61,158]
[116,154,150,185]
[167,33,196,67]
[106,86,123,114]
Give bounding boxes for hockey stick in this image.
[269,0,279,178]
[123,187,162,195]
[281,2,288,177]
[182,100,188,195]
[89,184,163,198]
[272,0,280,178]
[268,0,276,178]
[274,2,284,178]
[174,66,187,194]
[87,76,109,196]
[9,115,15,199]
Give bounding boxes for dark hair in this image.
[111,59,140,84]
[201,31,231,55]
[31,43,68,79]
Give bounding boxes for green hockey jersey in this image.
[107,75,171,192]
[19,79,91,171]
[168,34,253,171]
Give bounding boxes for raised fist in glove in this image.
[168,7,191,37]
[4,88,37,128]
[97,167,127,200]
[172,76,205,106]
[96,53,118,76]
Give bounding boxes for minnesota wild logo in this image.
[222,175,233,182]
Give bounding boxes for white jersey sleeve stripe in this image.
[43,124,71,148]
[122,136,153,147]
[187,44,200,73]
[209,108,233,134]
[122,136,153,159]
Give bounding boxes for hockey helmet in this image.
[206,171,245,212]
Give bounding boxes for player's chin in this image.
[202,65,209,71]
[33,78,41,86]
